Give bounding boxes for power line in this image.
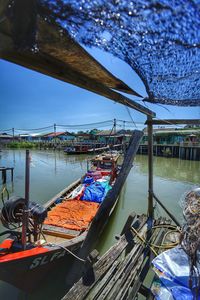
[0,119,147,134]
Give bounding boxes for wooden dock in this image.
[138,144,200,160]
[62,213,179,300]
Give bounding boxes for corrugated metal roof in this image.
[44,132,65,137]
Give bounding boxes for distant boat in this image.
[0,152,121,291]
[64,144,110,154]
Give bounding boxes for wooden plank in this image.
[63,235,130,300]
[109,220,157,300]
[145,119,200,125]
[87,260,121,300]
[42,224,80,239]
[0,1,139,97]
[0,1,156,117]
[115,250,147,300]
[121,212,136,235]
[99,243,143,300]
[125,257,151,300]
[126,218,172,300]
[63,215,147,300]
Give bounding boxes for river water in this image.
[0,149,199,299]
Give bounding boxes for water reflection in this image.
[136,155,200,184]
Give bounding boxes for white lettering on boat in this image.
[29,250,66,269]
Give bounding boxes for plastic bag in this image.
[152,246,200,299]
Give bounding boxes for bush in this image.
[9,141,38,149]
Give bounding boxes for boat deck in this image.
[62,213,180,300]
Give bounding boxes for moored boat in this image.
[64,144,110,154]
[0,151,120,291]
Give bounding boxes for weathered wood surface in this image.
[62,216,176,300]
[62,214,147,300]
[145,119,200,125]
[42,224,80,238]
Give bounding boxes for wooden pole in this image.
[147,116,154,219]
[22,150,30,250]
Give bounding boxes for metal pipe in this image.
[22,150,30,250]
[147,116,154,219]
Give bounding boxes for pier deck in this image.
[62,213,179,300]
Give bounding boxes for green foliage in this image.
[9,141,38,149]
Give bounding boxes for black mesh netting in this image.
[40,0,200,106]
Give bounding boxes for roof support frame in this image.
[145,119,200,125]
[0,0,155,118]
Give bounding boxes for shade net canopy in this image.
[40,0,200,106]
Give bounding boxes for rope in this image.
[48,243,85,262]
[130,227,158,256]
[130,224,181,257]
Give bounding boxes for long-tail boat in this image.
[0,131,143,291]
[64,144,110,155]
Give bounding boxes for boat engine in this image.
[0,196,47,229]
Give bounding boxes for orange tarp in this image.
[44,200,99,231]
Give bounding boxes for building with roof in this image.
[0,133,14,142]
[95,129,132,145]
[42,132,76,142]
[142,128,200,145]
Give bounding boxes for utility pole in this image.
[54,123,56,137]
[123,120,125,131]
[113,118,116,134]
[53,123,57,150]
[12,128,14,141]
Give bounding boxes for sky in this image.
[1,46,200,134]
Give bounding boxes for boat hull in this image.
[0,240,82,292]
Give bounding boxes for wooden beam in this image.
[0,1,155,117]
[1,49,155,117]
[147,116,154,220]
[145,119,200,125]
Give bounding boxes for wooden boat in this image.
[0,152,121,291]
[64,144,110,155]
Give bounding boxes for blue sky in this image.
[1,46,199,133]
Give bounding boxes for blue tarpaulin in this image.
[81,181,112,203]
[152,246,200,299]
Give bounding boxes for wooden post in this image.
[2,168,6,184]
[147,116,154,219]
[22,150,30,250]
[11,168,14,181]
